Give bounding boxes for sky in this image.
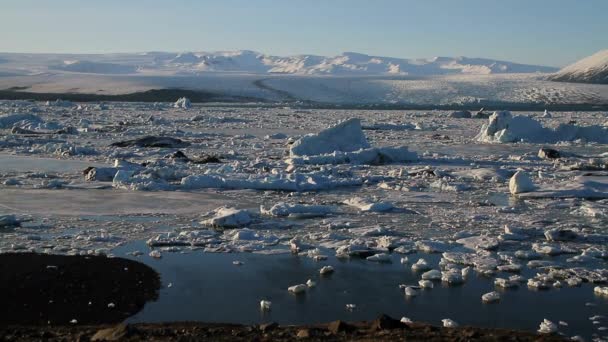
[1,0,607,67]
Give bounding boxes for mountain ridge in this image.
[0,50,558,76]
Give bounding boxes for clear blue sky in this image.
[2,0,606,67]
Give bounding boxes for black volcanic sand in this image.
[0,253,160,325]
[0,319,565,341]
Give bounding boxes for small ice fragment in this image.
[70,319,78,324]
[288,284,307,294]
[594,286,608,296]
[233,261,244,266]
[421,270,442,280]
[442,319,458,328]
[149,250,162,259]
[167,283,173,288]
[411,258,431,272]
[538,319,557,334]
[400,257,409,264]
[107,303,115,308]
[419,280,434,289]
[404,286,419,297]
[346,304,356,311]
[442,271,464,285]
[494,278,517,288]
[558,321,568,326]
[306,279,316,288]
[366,253,392,263]
[400,317,412,324]
[320,266,334,275]
[260,300,272,311]
[481,291,500,303]
[461,266,472,278]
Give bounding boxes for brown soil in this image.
[0,319,565,342]
[0,253,160,325]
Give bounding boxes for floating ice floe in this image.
[517,175,608,199]
[260,202,337,217]
[306,279,316,287]
[404,286,419,297]
[476,111,608,143]
[149,250,162,258]
[287,146,418,165]
[494,277,518,288]
[0,113,44,129]
[287,118,417,165]
[319,265,334,275]
[442,252,498,272]
[411,258,432,272]
[400,317,413,324]
[538,319,558,334]
[260,300,272,311]
[421,269,442,280]
[174,97,191,109]
[595,286,608,296]
[362,122,416,131]
[366,253,392,263]
[345,304,356,311]
[181,171,363,192]
[288,284,307,294]
[419,280,434,289]
[201,207,252,228]
[456,235,499,251]
[442,319,458,328]
[441,270,464,284]
[289,118,370,157]
[343,197,394,212]
[481,291,500,303]
[416,240,450,253]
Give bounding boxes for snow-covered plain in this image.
[0,99,607,338]
[2,51,608,106]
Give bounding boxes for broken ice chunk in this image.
[595,286,608,296]
[149,250,162,259]
[260,300,272,311]
[411,258,432,272]
[288,284,307,294]
[343,197,394,212]
[538,319,557,334]
[201,207,252,228]
[289,118,370,157]
[418,280,434,289]
[442,319,458,328]
[320,266,334,275]
[481,291,500,303]
[421,270,442,281]
[509,171,535,195]
[366,253,392,263]
[404,286,419,297]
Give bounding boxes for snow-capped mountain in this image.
[0,50,557,76]
[549,49,608,84]
[161,50,556,75]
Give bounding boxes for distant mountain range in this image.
[549,49,608,84]
[0,50,558,76]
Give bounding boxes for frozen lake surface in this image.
[1,100,607,339]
